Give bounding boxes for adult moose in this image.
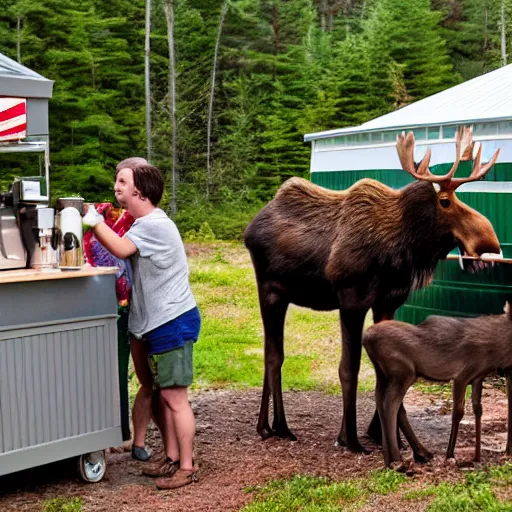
[244,127,502,453]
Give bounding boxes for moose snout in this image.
[454,213,501,258]
[474,239,502,257]
[471,221,501,256]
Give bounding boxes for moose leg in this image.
[367,407,404,448]
[377,376,409,468]
[258,376,272,438]
[337,309,368,452]
[374,370,392,464]
[397,403,433,462]
[471,378,484,462]
[446,379,467,460]
[506,371,512,456]
[367,307,402,449]
[256,285,293,440]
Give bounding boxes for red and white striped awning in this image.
[0,97,26,141]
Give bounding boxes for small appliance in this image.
[30,207,58,270]
[0,191,27,270]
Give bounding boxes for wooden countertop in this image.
[0,266,118,284]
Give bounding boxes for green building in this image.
[304,64,512,323]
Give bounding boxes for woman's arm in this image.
[92,222,137,259]
[83,207,137,259]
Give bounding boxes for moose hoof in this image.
[366,428,382,446]
[335,437,369,454]
[257,426,275,440]
[389,460,407,473]
[277,429,297,441]
[414,449,434,463]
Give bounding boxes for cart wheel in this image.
[77,450,106,483]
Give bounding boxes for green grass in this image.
[188,242,376,393]
[403,464,512,511]
[242,465,512,511]
[241,469,407,511]
[41,497,84,512]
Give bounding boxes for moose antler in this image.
[396,127,500,189]
[447,141,500,190]
[397,129,461,182]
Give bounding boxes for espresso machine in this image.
[0,190,27,270]
[1,176,57,270]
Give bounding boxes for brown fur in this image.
[363,309,512,467]
[244,169,501,453]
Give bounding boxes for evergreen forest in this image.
[0,0,511,238]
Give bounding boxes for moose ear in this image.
[504,301,510,316]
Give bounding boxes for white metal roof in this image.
[304,64,512,141]
[0,52,53,98]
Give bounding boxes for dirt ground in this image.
[0,386,510,512]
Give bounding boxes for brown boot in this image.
[155,467,199,490]
[142,457,180,478]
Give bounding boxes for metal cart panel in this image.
[0,273,122,476]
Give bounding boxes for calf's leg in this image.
[377,374,412,468]
[506,371,512,456]
[397,403,434,462]
[471,378,484,462]
[446,379,468,460]
[367,306,402,449]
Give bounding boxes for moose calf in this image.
[363,305,512,468]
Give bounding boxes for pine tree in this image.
[363,0,458,118]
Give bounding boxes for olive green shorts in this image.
[148,341,194,388]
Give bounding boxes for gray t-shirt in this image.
[125,208,196,337]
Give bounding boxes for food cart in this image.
[0,52,122,482]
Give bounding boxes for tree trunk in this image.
[145,0,152,161]
[272,5,280,54]
[163,0,177,215]
[16,16,21,63]
[484,0,489,51]
[206,0,229,199]
[501,0,507,66]
[91,56,96,89]
[319,0,327,31]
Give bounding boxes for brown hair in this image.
[116,157,164,206]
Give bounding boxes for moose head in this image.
[396,127,501,271]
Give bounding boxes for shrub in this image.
[175,200,263,241]
[184,222,217,242]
